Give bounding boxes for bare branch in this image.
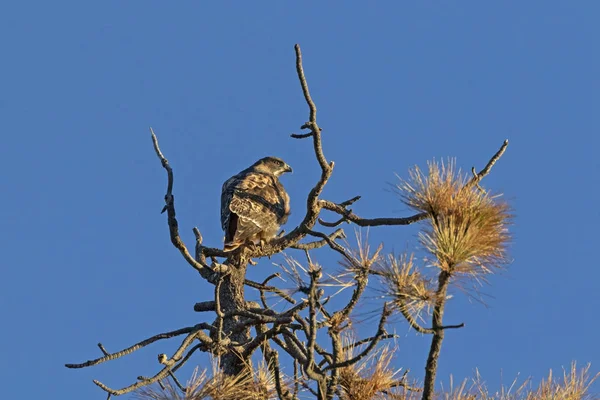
[320,199,428,227]
[65,325,207,369]
[306,229,351,261]
[97,343,109,356]
[193,301,216,312]
[292,228,346,250]
[397,303,434,335]
[335,243,383,325]
[466,139,509,188]
[150,128,218,282]
[294,44,317,137]
[346,334,399,350]
[171,343,205,373]
[262,345,293,400]
[324,303,391,371]
[243,325,283,358]
[259,273,282,309]
[247,44,333,260]
[92,330,205,396]
[245,279,296,304]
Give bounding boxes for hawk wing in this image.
[221,171,290,250]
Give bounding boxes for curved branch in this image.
[324,303,391,371]
[65,325,206,369]
[150,128,217,282]
[248,44,334,260]
[92,330,206,396]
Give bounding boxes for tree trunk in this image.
[218,256,250,376]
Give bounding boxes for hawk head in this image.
[251,156,293,177]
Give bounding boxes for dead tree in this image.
[66,44,511,400]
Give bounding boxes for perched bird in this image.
[221,156,292,252]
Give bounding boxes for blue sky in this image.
[1,2,598,398]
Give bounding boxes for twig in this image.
[466,139,509,188]
[97,343,109,356]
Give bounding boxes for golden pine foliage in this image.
[437,362,599,400]
[377,253,435,319]
[133,359,278,400]
[338,340,418,400]
[397,159,512,276]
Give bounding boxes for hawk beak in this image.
[285,165,293,173]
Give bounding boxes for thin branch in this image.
[97,343,109,356]
[263,346,292,400]
[324,303,391,371]
[92,330,204,396]
[319,199,428,227]
[247,44,333,261]
[306,229,351,261]
[346,333,399,350]
[294,44,317,136]
[65,325,204,369]
[245,279,296,304]
[292,229,346,250]
[383,380,424,393]
[318,216,348,228]
[466,139,509,188]
[193,301,216,312]
[260,273,282,309]
[294,359,300,399]
[171,343,205,373]
[291,132,313,139]
[336,243,383,324]
[397,303,434,335]
[243,325,283,358]
[150,128,217,282]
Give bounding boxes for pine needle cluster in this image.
[397,159,512,277]
[133,360,278,400]
[439,362,599,400]
[377,253,435,320]
[338,341,410,400]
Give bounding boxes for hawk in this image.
[221,156,292,252]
